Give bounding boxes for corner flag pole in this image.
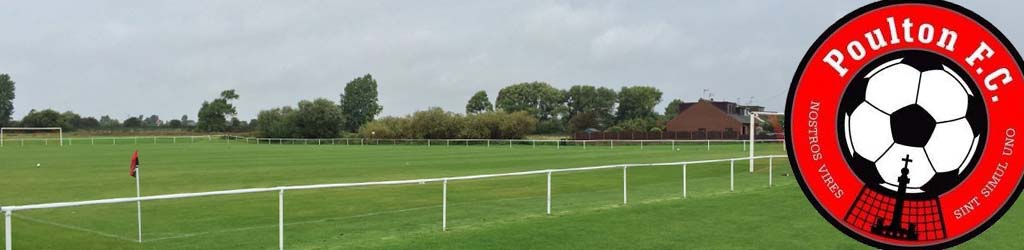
[136,165,142,243]
[130,151,143,243]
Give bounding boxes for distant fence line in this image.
[573,131,785,140]
[2,154,788,250]
[0,135,219,147]
[0,135,785,151]
[224,136,783,151]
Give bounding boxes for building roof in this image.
[677,99,752,124]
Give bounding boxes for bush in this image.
[409,107,463,139]
[358,109,537,139]
[358,116,413,139]
[255,106,298,138]
[605,126,624,133]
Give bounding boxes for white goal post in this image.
[0,127,64,147]
[749,112,784,172]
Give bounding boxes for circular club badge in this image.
[786,1,1024,249]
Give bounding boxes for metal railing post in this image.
[730,160,735,192]
[5,210,11,250]
[682,164,687,198]
[769,156,774,187]
[442,179,448,231]
[546,171,552,215]
[279,189,284,250]
[623,166,628,204]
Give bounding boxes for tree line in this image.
[469,82,682,134]
[0,72,685,138]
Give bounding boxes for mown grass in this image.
[0,140,1018,249]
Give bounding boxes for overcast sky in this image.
[1,0,1019,121]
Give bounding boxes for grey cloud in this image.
[1,0,1019,121]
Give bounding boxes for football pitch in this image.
[0,140,1020,249]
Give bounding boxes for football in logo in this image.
[786,1,1024,249]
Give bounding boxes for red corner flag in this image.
[130,150,140,177]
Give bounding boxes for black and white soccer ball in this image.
[838,51,987,196]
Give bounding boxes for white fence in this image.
[225,135,783,151]
[0,135,785,154]
[2,155,786,250]
[0,135,219,147]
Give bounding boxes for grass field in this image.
[0,139,1020,249]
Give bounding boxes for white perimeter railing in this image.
[225,136,784,151]
[2,155,787,250]
[0,135,218,147]
[0,135,785,153]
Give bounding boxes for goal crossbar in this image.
[0,127,63,147]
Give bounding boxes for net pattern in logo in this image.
[844,187,947,241]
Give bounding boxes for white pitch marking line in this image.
[13,214,137,242]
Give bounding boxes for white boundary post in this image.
[622,166,628,204]
[706,139,710,151]
[730,160,735,192]
[546,171,552,215]
[640,140,644,150]
[682,164,687,198]
[5,210,11,250]
[442,179,448,232]
[750,113,756,173]
[671,140,675,150]
[769,156,774,187]
[278,190,284,250]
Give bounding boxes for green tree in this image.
[168,119,183,128]
[358,116,412,139]
[294,98,346,138]
[564,85,617,130]
[340,74,383,132]
[465,91,494,114]
[143,115,160,127]
[0,74,14,126]
[462,111,537,139]
[60,111,81,129]
[21,109,64,128]
[99,115,120,127]
[123,117,143,128]
[495,82,565,121]
[78,117,100,129]
[618,118,655,132]
[197,90,240,132]
[568,112,599,132]
[410,107,463,139]
[256,106,299,138]
[615,86,662,122]
[663,99,684,120]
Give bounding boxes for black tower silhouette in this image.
[871,154,919,240]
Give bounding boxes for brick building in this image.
[664,99,763,138]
